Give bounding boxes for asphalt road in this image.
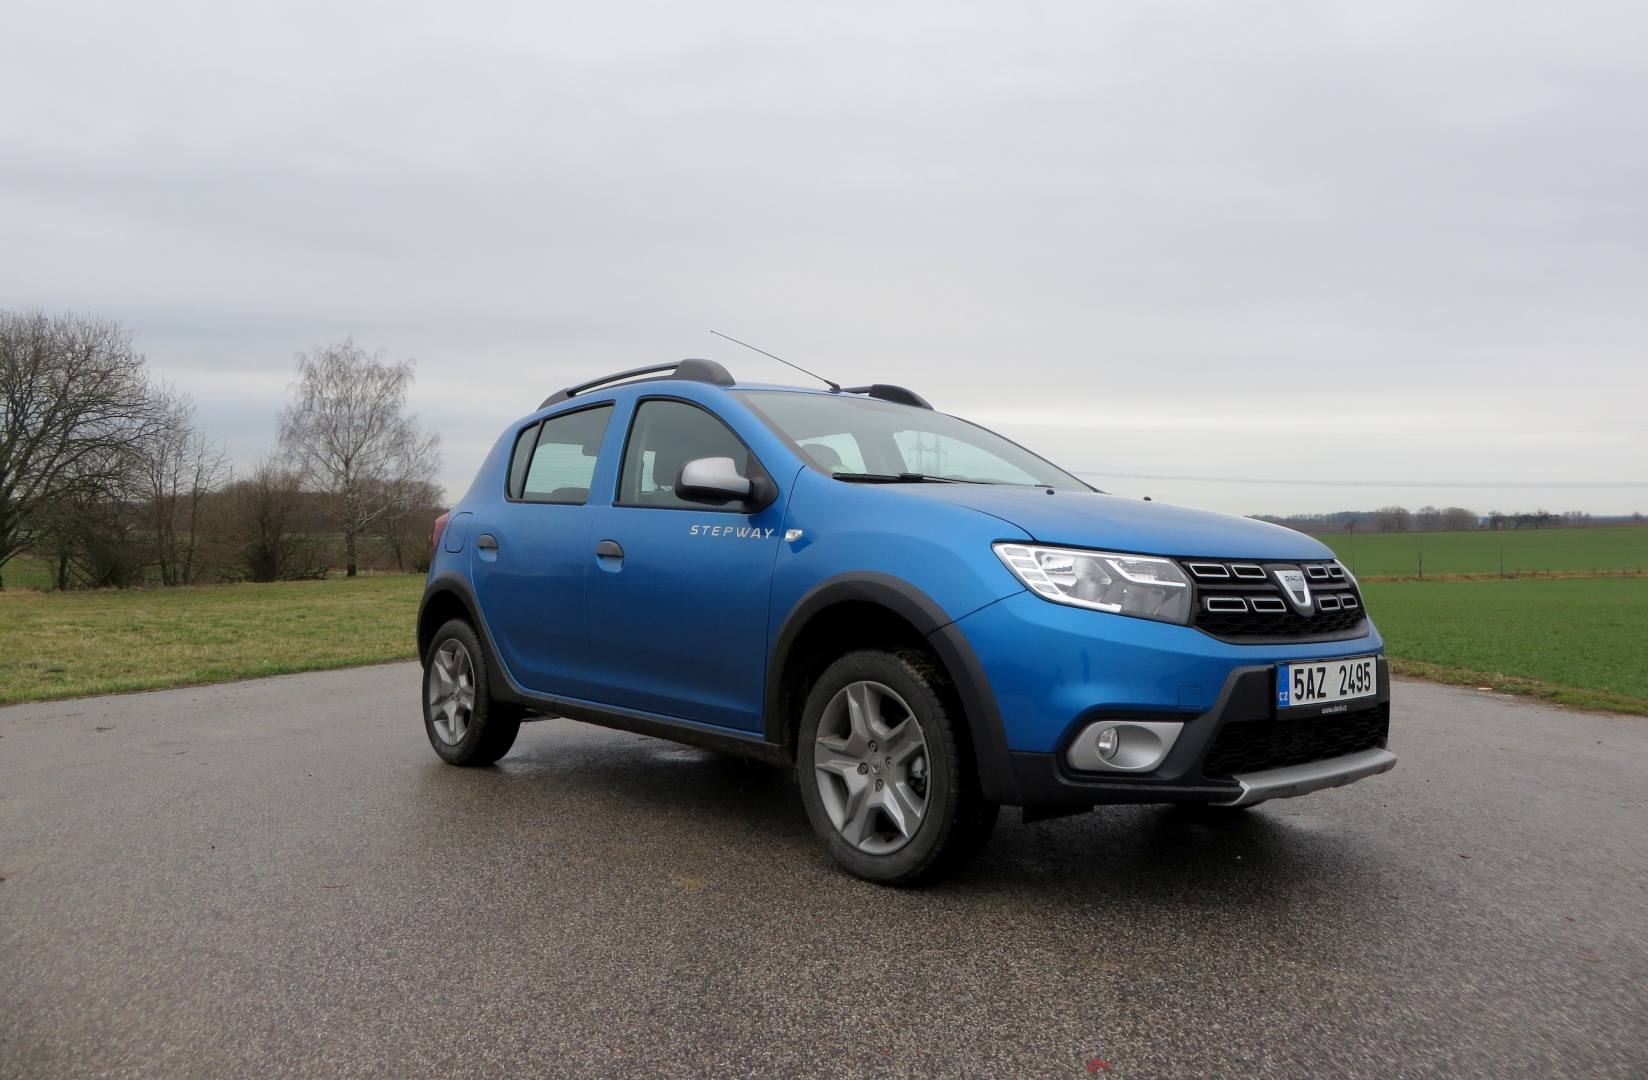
[2,666,1644,1080]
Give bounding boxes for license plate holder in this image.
[1277,655,1378,709]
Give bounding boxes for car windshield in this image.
[733,390,1091,490]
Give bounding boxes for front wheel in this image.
[797,649,997,885]
[423,619,520,766]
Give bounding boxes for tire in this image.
[422,619,521,766]
[797,649,998,885]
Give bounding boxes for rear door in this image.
[470,403,615,698]
[582,397,787,731]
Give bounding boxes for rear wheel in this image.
[423,619,520,766]
[798,649,997,885]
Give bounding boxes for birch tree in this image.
[277,339,440,577]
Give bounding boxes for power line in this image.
[1046,427,1648,437]
[1074,472,1648,489]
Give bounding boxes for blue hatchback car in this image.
[419,358,1395,883]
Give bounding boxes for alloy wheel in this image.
[427,639,476,745]
[812,680,931,854]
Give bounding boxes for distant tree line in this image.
[1255,506,1635,535]
[0,310,442,591]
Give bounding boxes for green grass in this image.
[0,556,58,591]
[4,556,1645,719]
[1364,577,1648,711]
[0,575,425,705]
[1318,526,1648,579]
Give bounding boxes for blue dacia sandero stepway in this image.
[418,358,1395,884]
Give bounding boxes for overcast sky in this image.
[3,0,1644,516]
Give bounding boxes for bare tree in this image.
[231,459,330,582]
[1415,506,1443,532]
[0,311,160,589]
[277,339,440,577]
[1442,506,1478,531]
[136,382,228,585]
[224,461,332,586]
[1373,505,1411,533]
[375,478,445,572]
[32,441,149,589]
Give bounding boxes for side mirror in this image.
[677,457,752,501]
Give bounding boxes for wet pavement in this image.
[1,664,1644,1079]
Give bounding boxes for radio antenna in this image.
[711,331,840,393]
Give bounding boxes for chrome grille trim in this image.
[1174,559,1367,642]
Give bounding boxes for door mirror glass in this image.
[677,457,752,502]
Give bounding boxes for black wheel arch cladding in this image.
[766,572,1020,804]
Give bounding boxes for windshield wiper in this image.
[832,472,986,484]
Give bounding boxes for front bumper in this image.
[956,589,1394,807]
[1005,659,1394,807]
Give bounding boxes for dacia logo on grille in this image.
[1273,568,1314,614]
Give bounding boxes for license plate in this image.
[1277,655,1377,709]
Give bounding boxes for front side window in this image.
[510,404,614,504]
[617,399,768,510]
[733,391,1091,489]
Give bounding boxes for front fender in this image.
[765,572,1022,804]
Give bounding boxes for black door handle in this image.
[595,540,624,559]
[476,534,498,551]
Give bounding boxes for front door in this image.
[470,403,615,698]
[583,397,787,731]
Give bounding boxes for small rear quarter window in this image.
[507,422,540,500]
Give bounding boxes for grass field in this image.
[0,574,424,705]
[1,557,59,591]
[2,552,1645,717]
[1317,525,1648,579]
[1362,577,1648,713]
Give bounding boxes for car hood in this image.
[895,484,1335,560]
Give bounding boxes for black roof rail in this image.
[539,358,735,409]
[842,384,932,410]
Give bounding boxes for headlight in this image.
[993,543,1192,625]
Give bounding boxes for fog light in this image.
[1066,720,1186,773]
[1095,727,1119,761]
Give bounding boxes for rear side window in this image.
[507,423,540,498]
[617,399,767,510]
[508,404,614,504]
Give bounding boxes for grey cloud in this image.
[1,0,1644,514]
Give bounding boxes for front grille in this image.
[1194,605,1367,639]
[1200,703,1389,778]
[1179,558,1367,642]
